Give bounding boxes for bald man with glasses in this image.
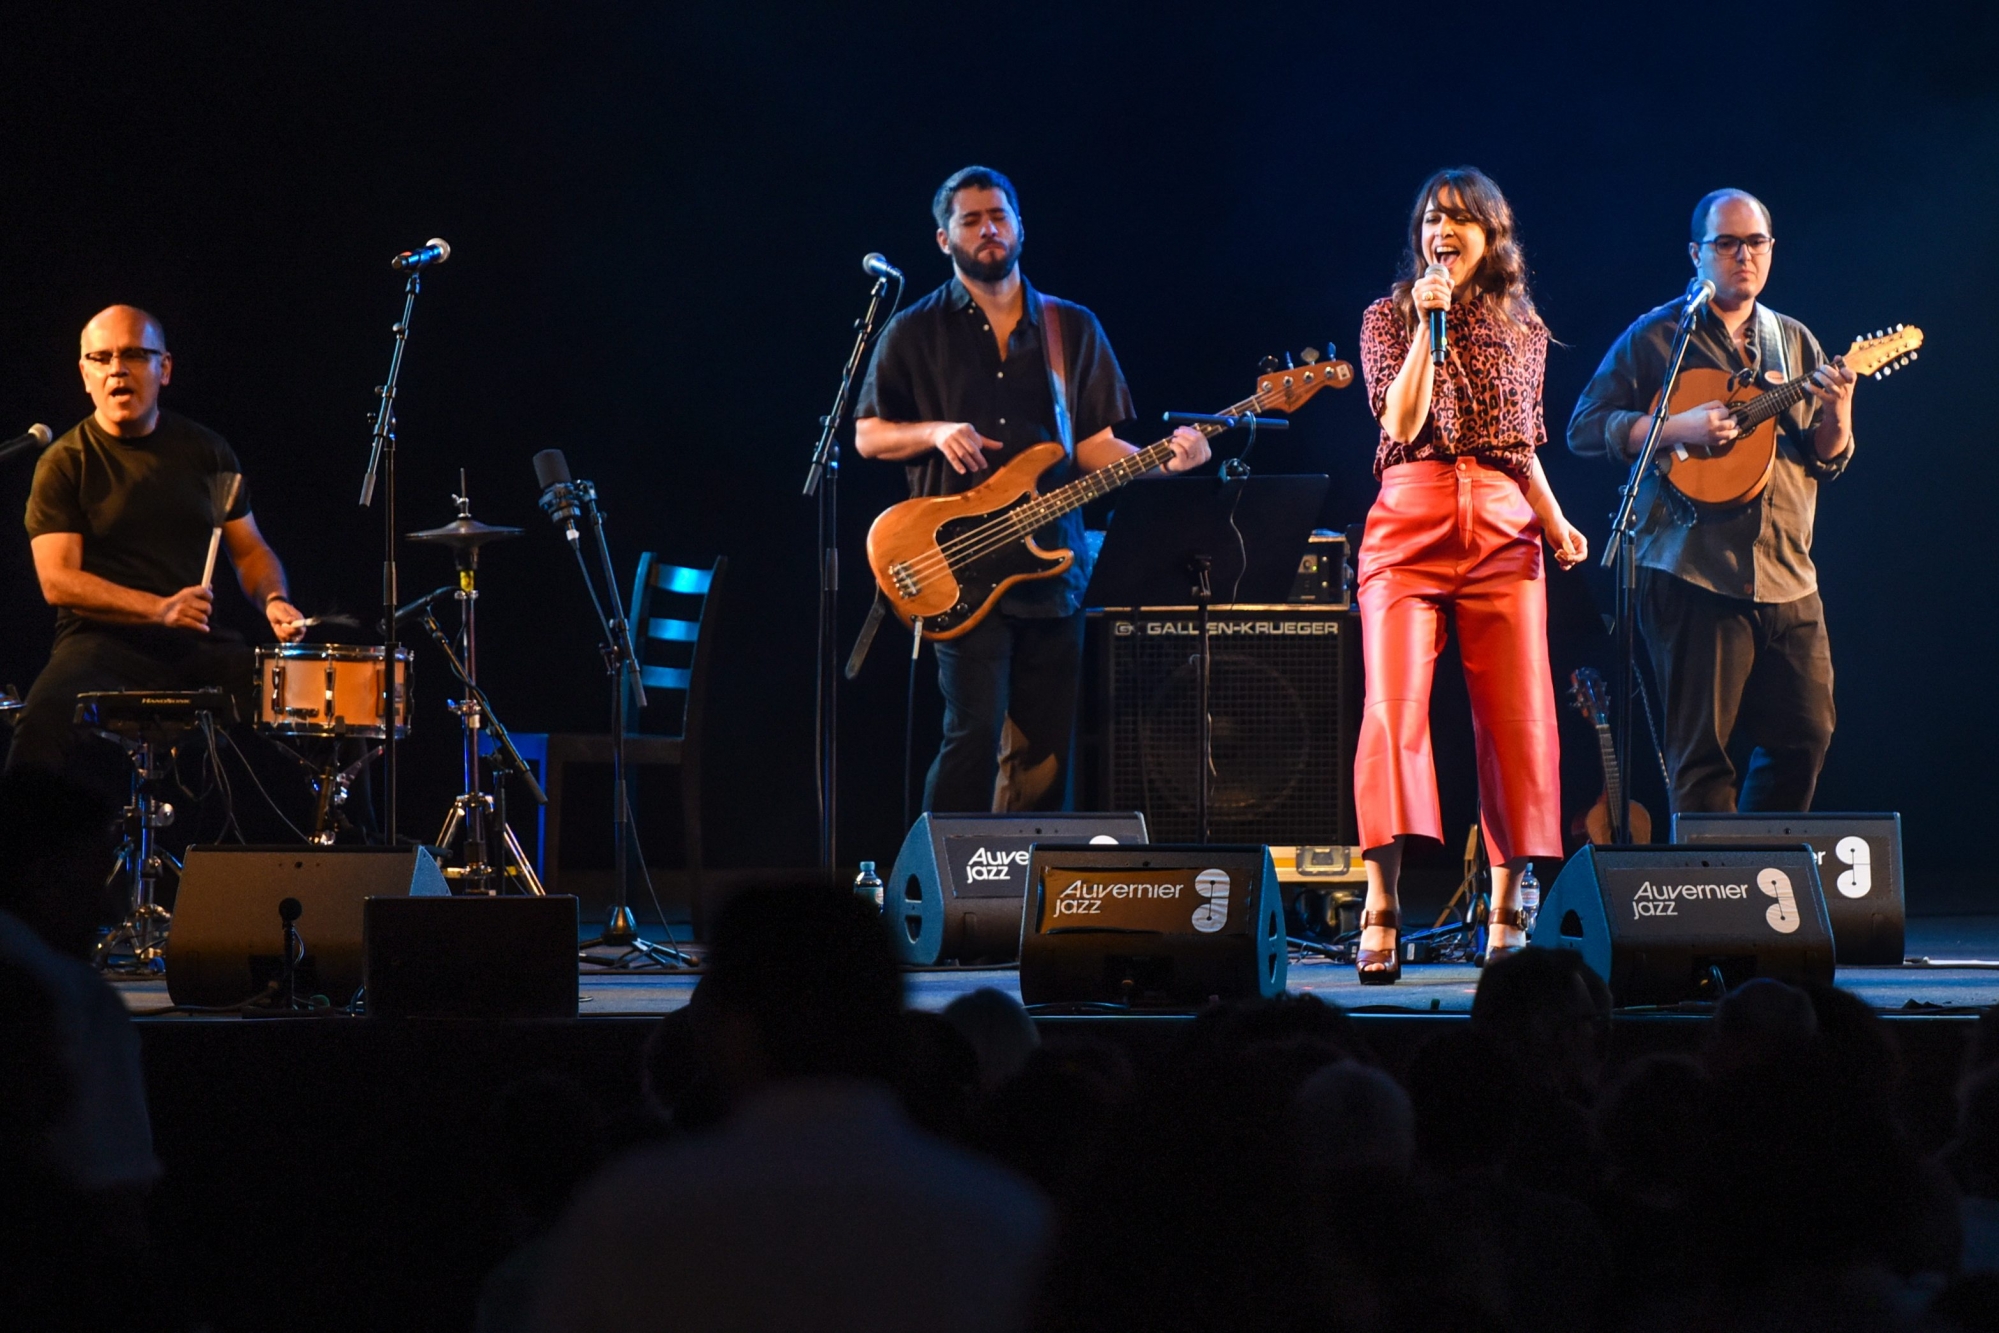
[1568,190,1859,815]
[7,305,306,777]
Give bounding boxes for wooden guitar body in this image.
[1583,797,1653,848]
[1653,365,1780,506]
[865,442,1072,640]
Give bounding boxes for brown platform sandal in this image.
[1356,907,1402,985]
[1481,907,1531,968]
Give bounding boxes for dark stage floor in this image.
[113,914,1999,1021]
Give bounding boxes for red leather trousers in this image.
[1353,459,1562,862]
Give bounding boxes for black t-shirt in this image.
[856,276,1135,615]
[25,411,251,636]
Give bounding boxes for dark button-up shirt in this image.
[856,276,1134,615]
[1567,300,1854,603]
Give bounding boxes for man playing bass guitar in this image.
[855,165,1208,814]
[1567,189,1858,814]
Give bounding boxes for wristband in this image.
[263,591,292,608]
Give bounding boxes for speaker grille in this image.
[1097,609,1355,844]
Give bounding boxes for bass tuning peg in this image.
[1299,346,1321,365]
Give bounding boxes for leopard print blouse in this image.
[1359,294,1548,482]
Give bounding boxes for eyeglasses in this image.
[1697,234,1774,257]
[82,348,167,371]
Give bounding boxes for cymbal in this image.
[406,517,524,549]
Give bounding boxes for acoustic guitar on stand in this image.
[865,350,1352,640]
[1569,667,1652,847]
[1658,324,1922,506]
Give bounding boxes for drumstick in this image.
[201,474,242,590]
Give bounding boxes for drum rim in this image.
[255,644,412,661]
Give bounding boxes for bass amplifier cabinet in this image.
[1081,606,1360,846]
[1671,812,1906,966]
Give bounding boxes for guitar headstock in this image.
[1842,324,1923,380]
[1256,346,1354,411]
[1569,667,1610,728]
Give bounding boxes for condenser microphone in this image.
[0,423,53,465]
[1424,263,1450,367]
[389,238,452,272]
[862,252,903,282]
[533,449,582,537]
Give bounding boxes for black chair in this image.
[509,554,726,935]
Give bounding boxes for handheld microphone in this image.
[533,449,582,537]
[1424,263,1450,368]
[862,252,903,283]
[0,423,53,464]
[390,238,452,272]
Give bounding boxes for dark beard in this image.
[948,238,1020,284]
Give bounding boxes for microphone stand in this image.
[802,271,895,886]
[554,476,693,967]
[1600,294,1705,843]
[358,269,424,844]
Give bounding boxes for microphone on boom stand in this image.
[390,238,452,271]
[862,252,903,283]
[0,423,52,465]
[1681,275,1717,323]
[532,449,583,546]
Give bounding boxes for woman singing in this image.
[1353,167,1587,984]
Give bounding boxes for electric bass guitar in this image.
[1658,323,1922,506]
[1569,667,1652,847]
[865,350,1353,640]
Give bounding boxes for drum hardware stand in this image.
[805,263,900,887]
[96,735,178,971]
[415,607,546,895]
[307,744,381,846]
[1602,280,1711,842]
[407,479,545,894]
[540,463,694,966]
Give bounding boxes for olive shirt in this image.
[1566,300,1853,604]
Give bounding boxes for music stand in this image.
[1083,474,1327,841]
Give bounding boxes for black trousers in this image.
[1637,568,1835,814]
[925,608,1086,814]
[7,625,255,783]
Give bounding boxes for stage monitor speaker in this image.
[364,895,580,1019]
[1082,606,1359,846]
[1018,843,1286,1008]
[1531,844,1835,1006]
[1671,812,1906,966]
[887,812,1149,964]
[165,846,448,1007]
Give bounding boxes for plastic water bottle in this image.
[1518,863,1541,937]
[854,860,884,912]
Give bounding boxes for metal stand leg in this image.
[97,739,177,974]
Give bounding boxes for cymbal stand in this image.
[419,593,546,894]
[96,732,184,972]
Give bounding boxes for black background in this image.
[2,0,1992,908]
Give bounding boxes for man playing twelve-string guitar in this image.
[855,165,1207,814]
[1568,189,1858,814]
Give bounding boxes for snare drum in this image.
[255,645,412,737]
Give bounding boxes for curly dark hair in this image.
[1387,166,1544,339]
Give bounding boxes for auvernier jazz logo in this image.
[963,846,1027,883]
[1628,868,1801,934]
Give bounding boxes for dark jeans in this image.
[925,609,1086,814]
[7,625,255,783]
[1638,569,1835,814]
